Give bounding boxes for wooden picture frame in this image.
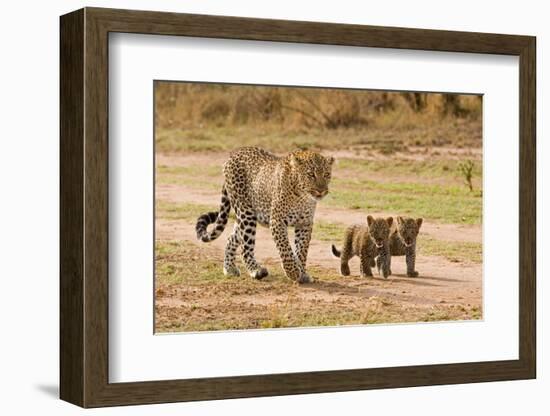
[60,7,536,408]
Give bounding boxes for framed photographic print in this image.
[60,7,536,408]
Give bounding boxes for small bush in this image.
[458,160,475,192]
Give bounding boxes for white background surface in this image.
[0,0,546,415]
[109,34,519,382]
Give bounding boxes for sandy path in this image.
[156,146,482,167]
[156,181,482,309]
[156,183,481,244]
[157,216,481,308]
[328,146,482,161]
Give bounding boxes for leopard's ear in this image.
[397,216,404,225]
[416,218,423,229]
[326,156,335,165]
[367,215,374,226]
[386,217,393,227]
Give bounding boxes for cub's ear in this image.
[416,218,423,229]
[290,154,302,168]
[367,215,374,226]
[386,217,393,227]
[326,156,335,165]
[397,216,404,225]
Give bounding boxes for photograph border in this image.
[152,79,484,335]
[60,7,536,407]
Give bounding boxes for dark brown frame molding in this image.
[60,7,536,408]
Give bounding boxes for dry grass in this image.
[155,243,481,332]
[155,119,482,155]
[155,82,482,134]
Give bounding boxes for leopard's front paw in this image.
[223,265,241,277]
[340,264,351,276]
[251,267,269,280]
[298,272,313,284]
[407,271,419,278]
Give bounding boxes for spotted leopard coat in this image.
[196,147,334,283]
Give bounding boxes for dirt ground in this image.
[154,152,482,332]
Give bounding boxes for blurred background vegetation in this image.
[154,82,482,155]
[155,82,481,130]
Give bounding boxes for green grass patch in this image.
[156,164,222,189]
[325,177,481,224]
[337,158,482,187]
[313,220,345,242]
[418,235,482,264]
[155,241,234,285]
[156,200,215,221]
[156,200,237,223]
[157,164,221,177]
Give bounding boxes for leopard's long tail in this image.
[195,185,231,242]
[331,244,341,258]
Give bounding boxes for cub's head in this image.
[290,151,335,201]
[366,215,393,248]
[396,216,423,247]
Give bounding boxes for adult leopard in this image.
[196,147,334,283]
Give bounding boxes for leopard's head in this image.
[396,216,423,247]
[367,215,393,248]
[290,150,334,201]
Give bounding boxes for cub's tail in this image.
[331,244,341,258]
[195,186,231,242]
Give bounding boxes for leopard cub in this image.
[331,216,393,278]
[376,216,423,277]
